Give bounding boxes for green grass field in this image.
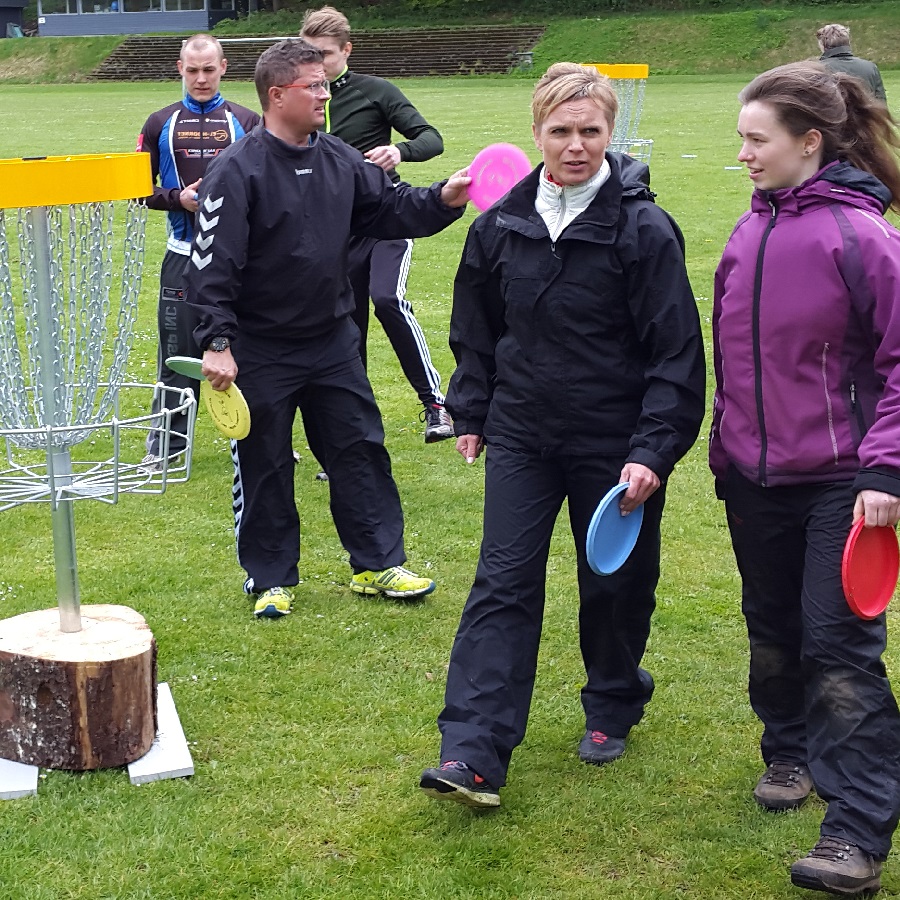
[0,72,899,899]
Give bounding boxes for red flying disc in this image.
[468,143,532,211]
[841,518,900,619]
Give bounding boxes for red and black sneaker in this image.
[578,729,626,765]
[420,760,500,808]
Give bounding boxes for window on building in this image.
[39,0,79,14]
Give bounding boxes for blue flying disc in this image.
[586,482,644,576]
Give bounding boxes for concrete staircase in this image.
[90,24,546,81]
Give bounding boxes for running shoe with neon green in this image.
[253,586,293,619]
[350,566,435,600]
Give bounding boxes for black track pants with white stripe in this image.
[348,235,444,406]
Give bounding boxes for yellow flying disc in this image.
[200,379,251,441]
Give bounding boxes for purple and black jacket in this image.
[710,161,900,499]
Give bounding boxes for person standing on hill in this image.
[300,5,454,444]
[817,23,887,103]
[137,33,260,471]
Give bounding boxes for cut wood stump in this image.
[0,605,157,770]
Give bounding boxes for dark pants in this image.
[233,320,407,593]
[348,235,443,406]
[146,250,199,457]
[437,443,664,788]
[725,469,900,859]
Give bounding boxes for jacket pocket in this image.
[821,343,839,465]
[849,379,867,446]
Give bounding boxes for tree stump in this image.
[0,604,157,770]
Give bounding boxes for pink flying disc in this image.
[468,143,532,211]
[841,518,900,619]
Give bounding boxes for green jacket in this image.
[322,68,443,184]
[820,46,887,102]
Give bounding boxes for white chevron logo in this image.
[195,233,214,251]
[192,250,212,270]
[203,195,224,212]
[198,212,219,231]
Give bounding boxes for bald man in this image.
[136,33,260,470]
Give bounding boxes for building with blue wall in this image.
[36,0,241,36]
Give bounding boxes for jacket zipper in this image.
[752,200,777,486]
[548,185,567,251]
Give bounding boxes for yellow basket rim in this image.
[0,153,152,210]
[583,64,650,80]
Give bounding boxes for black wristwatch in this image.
[207,337,230,352]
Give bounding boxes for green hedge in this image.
[213,0,896,34]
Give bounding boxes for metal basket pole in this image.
[28,204,81,631]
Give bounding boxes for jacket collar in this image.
[536,160,610,208]
[183,92,225,115]
[331,67,351,91]
[820,46,853,60]
[260,125,321,158]
[495,152,653,242]
[751,160,891,216]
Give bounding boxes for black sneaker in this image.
[421,403,454,444]
[791,837,882,895]
[419,760,500,808]
[753,761,813,811]
[578,729,626,765]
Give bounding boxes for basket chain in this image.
[0,201,147,449]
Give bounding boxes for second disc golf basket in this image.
[0,154,197,772]
[589,64,654,163]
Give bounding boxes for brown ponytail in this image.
[835,72,900,209]
[739,62,900,214]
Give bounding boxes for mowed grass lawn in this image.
[0,72,899,899]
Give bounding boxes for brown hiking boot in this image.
[791,837,882,895]
[753,760,813,810]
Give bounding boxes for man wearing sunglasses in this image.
[186,40,471,619]
[300,5,454,445]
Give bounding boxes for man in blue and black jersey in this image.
[301,6,454,444]
[136,33,260,470]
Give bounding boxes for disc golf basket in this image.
[0,154,197,773]
[587,64,654,163]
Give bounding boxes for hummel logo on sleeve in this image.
[192,193,224,271]
[198,211,220,231]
